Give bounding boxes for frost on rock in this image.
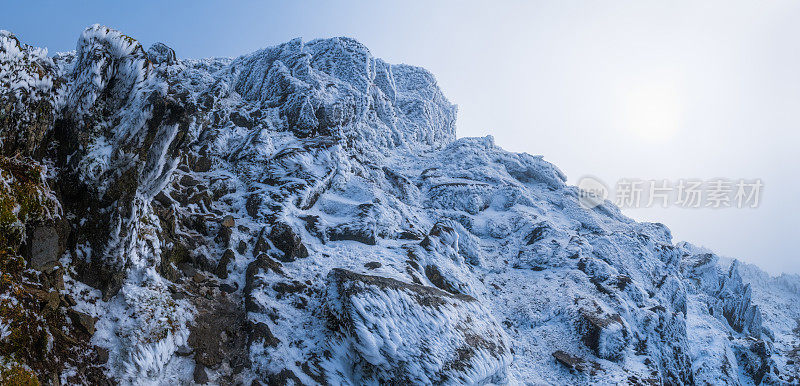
[1,25,798,385]
[65,24,152,121]
[324,268,511,384]
[147,42,177,66]
[232,37,456,149]
[0,30,60,156]
[57,24,190,280]
[680,243,784,384]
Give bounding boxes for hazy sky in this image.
[3,1,798,274]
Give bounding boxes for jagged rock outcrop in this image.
[0,25,796,385]
[232,37,456,147]
[680,243,787,384]
[0,30,60,157]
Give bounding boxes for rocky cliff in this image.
[0,25,797,385]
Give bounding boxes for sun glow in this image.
[619,78,684,143]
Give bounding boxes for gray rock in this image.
[364,261,381,270]
[269,222,308,262]
[176,345,193,356]
[193,364,209,384]
[188,295,249,370]
[215,226,232,246]
[26,226,61,269]
[552,350,598,374]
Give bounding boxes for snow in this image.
[66,24,151,120]
[0,321,10,341]
[2,24,797,384]
[0,29,60,154]
[324,268,511,384]
[68,267,195,384]
[0,30,55,101]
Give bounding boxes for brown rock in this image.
[221,215,235,228]
[44,291,60,312]
[69,310,96,335]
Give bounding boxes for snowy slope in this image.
[0,25,797,385]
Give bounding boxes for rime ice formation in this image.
[325,268,511,384]
[0,25,798,385]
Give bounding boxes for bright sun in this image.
[620,79,684,143]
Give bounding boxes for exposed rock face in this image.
[0,25,797,385]
[0,155,107,383]
[325,268,512,384]
[268,221,309,262]
[679,243,790,384]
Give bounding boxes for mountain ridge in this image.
[0,25,797,385]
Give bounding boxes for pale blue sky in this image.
[3,1,798,274]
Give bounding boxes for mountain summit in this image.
[0,25,797,385]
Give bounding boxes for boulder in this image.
[553,350,599,374]
[221,215,235,228]
[328,222,376,245]
[193,364,209,384]
[269,222,308,262]
[364,261,381,270]
[25,225,62,269]
[68,309,96,335]
[578,305,629,360]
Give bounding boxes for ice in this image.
[1,24,797,384]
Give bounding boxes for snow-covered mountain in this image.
[0,25,798,385]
